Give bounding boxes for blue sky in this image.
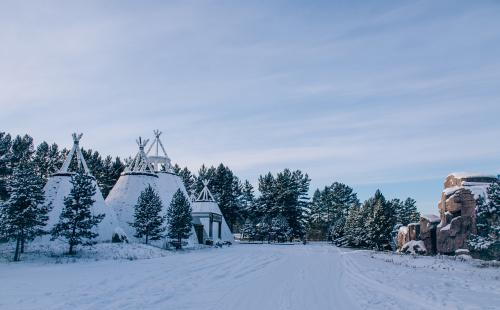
[1,1,499,214]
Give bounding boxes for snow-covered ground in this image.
[1,243,499,310]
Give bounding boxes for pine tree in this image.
[366,190,397,250]
[173,164,196,196]
[255,169,310,239]
[326,182,358,240]
[33,141,63,182]
[393,197,420,226]
[240,180,256,221]
[255,216,271,243]
[10,135,34,168]
[468,182,500,259]
[166,189,192,249]
[241,218,256,241]
[307,189,327,240]
[51,172,104,255]
[100,156,115,198]
[100,155,125,198]
[0,161,49,261]
[270,215,292,242]
[344,205,363,246]
[0,132,12,201]
[129,185,165,244]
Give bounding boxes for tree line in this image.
[1,131,424,260]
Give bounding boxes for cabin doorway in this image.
[194,224,204,244]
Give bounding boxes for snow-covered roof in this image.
[191,200,222,215]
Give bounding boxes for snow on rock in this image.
[43,175,118,242]
[400,240,427,255]
[448,172,497,179]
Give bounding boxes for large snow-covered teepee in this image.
[43,133,118,242]
[106,137,160,242]
[191,180,234,243]
[146,130,198,246]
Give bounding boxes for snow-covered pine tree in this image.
[213,164,244,231]
[366,190,396,250]
[51,172,104,255]
[166,189,192,249]
[330,216,347,242]
[343,205,362,246]
[397,197,419,225]
[0,161,49,261]
[270,215,292,243]
[306,189,327,240]
[0,132,12,201]
[467,182,500,259]
[129,185,165,244]
[241,218,256,241]
[327,182,359,241]
[255,216,271,243]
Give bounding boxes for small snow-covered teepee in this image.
[146,130,198,246]
[191,180,234,243]
[43,133,118,242]
[106,137,159,242]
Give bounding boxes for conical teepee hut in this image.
[191,180,234,244]
[43,133,118,242]
[106,137,160,242]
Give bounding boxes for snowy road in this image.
[1,243,499,310]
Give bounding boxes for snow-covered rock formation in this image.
[436,172,498,254]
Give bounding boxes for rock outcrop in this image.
[396,226,409,251]
[436,173,497,254]
[408,223,420,241]
[420,214,440,255]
